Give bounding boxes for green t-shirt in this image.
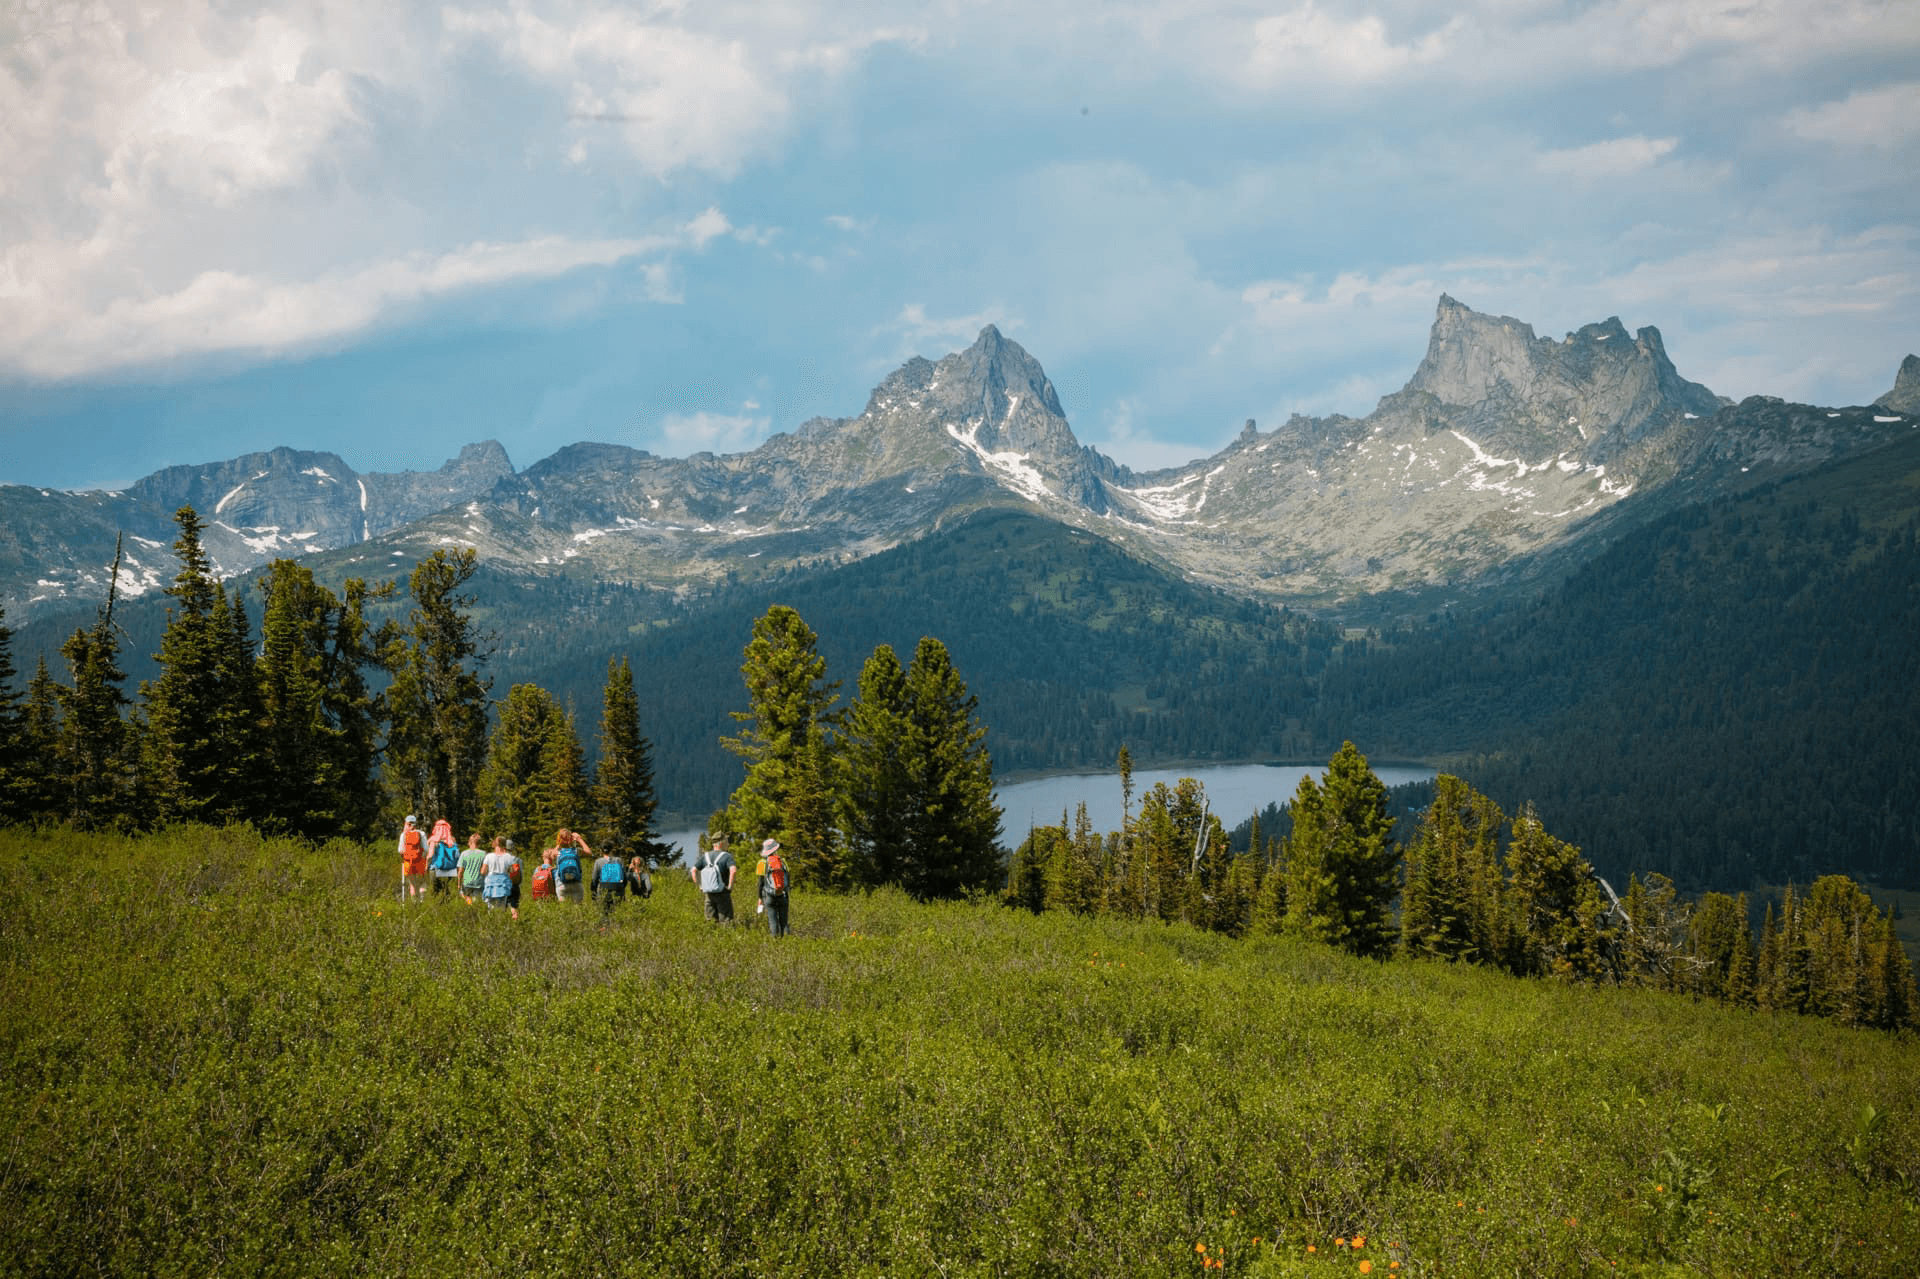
[456,847,488,889]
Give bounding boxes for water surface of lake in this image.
[659,760,1435,862]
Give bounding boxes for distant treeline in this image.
[1007,750,1918,1033]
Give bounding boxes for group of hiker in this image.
[396,815,792,935]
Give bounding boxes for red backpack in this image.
[765,853,789,896]
[530,863,555,899]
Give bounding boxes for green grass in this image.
[4,826,1918,1277]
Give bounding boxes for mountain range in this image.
[3,296,1915,629]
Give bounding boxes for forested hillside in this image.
[1318,430,1920,890]
[489,511,1340,814]
[12,428,1915,890]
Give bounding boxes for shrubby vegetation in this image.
[4,825,1917,1277]
[1007,753,1917,1033]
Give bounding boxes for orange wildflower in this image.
[1308,1245,1317,1253]
[1359,1263,1374,1275]
[1336,1237,1347,1247]
[1195,1243,1206,1254]
[1354,1236,1366,1248]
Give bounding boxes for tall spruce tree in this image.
[1504,805,1603,978]
[1400,774,1506,963]
[717,605,839,863]
[478,684,570,848]
[1687,891,1756,1003]
[895,636,1002,900]
[142,508,228,823]
[17,657,61,822]
[255,560,383,839]
[537,708,590,838]
[384,550,491,832]
[838,643,909,889]
[57,537,133,828]
[0,605,23,823]
[1284,743,1396,957]
[591,656,667,863]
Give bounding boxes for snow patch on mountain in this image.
[945,419,1051,503]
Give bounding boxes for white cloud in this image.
[1784,81,1920,149]
[1538,135,1680,178]
[659,410,770,455]
[0,214,725,379]
[887,302,1020,348]
[1244,4,1453,82]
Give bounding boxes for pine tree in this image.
[57,537,133,829]
[142,508,228,824]
[839,643,909,889]
[1400,774,1505,963]
[537,709,589,838]
[1504,804,1597,978]
[255,562,385,840]
[1284,743,1396,957]
[718,605,839,857]
[1686,892,1755,1002]
[384,550,492,832]
[895,636,1002,899]
[590,656,666,863]
[17,657,61,822]
[1281,772,1335,944]
[780,722,842,887]
[1004,823,1060,912]
[208,582,267,823]
[478,684,568,848]
[1249,853,1287,936]
[0,605,23,823]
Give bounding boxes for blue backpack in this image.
[557,849,583,884]
[596,859,625,887]
[430,840,460,873]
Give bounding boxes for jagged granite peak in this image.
[0,441,516,622]
[1398,294,1720,462]
[1876,355,1920,415]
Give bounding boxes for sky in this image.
[2,0,1916,491]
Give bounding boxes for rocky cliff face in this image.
[1877,355,1920,415]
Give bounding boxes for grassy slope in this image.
[4,827,1917,1278]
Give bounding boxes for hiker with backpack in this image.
[591,844,628,922]
[457,832,488,904]
[427,818,461,897]
[529,847,557,902]
[626,855,653,901]
[756,838,791,938]
[481,836,522,921]
[552,830,590,904]
[692,834,736,923]
[398,815,430,902]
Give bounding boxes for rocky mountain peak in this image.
[1400,295,1719,461]
[1876,354,1920,415]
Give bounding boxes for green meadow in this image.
[3,826,1916,1277]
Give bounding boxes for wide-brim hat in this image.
[761,838,780,854]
